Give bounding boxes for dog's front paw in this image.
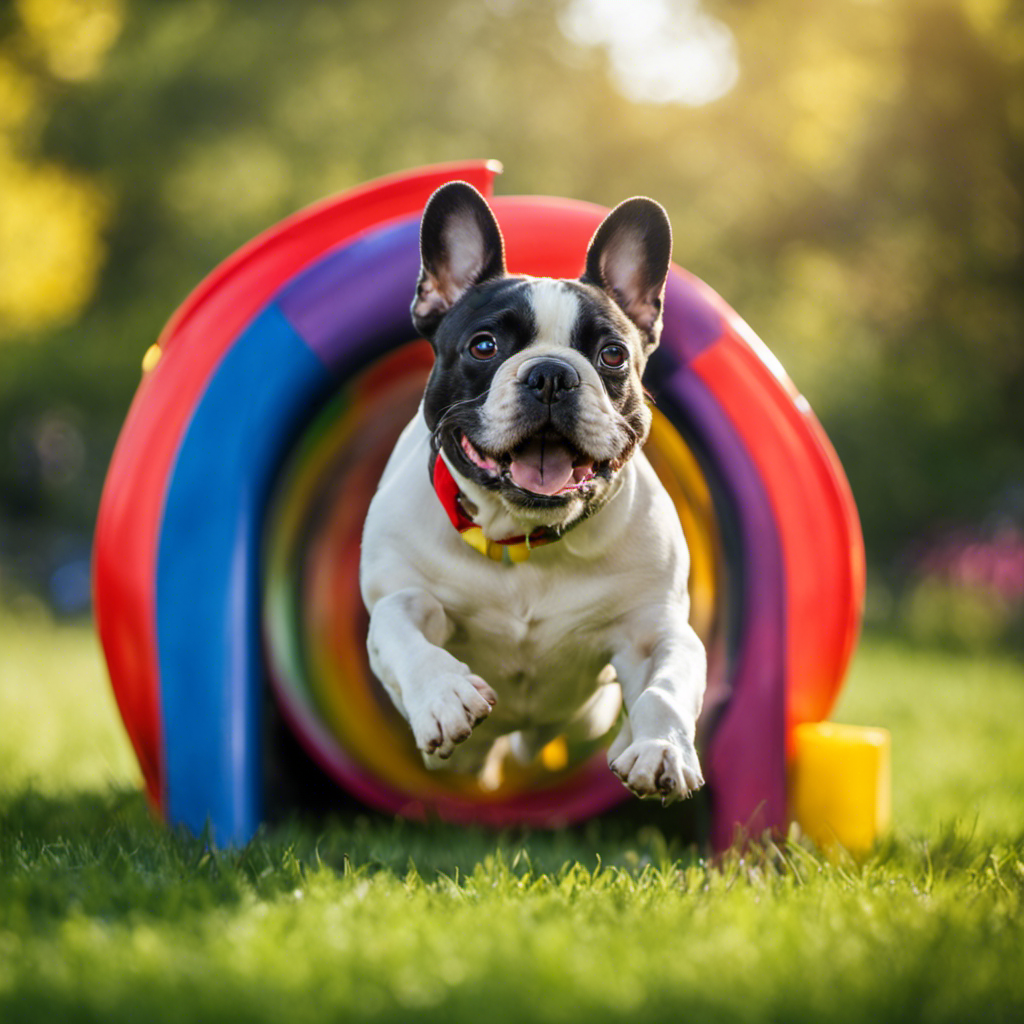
[609,738,704,804]
[409,673,497,760]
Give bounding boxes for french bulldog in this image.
[359,181,707,803]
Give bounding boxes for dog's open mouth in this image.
[460,431,599,497]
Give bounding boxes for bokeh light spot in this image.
[558,0,739,106]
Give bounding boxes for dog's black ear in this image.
[412,181,507,337]
[583,198,672,350]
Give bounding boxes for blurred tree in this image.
[0,0,1021,603]
[0,0,121,335]
[717,0,1024,562]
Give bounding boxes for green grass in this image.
[1,613,1023,1023]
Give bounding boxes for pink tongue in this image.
[509,439,576,496]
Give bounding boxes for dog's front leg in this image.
[367,587,496,761]
[608,608,707,803]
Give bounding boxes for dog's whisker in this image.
[432,394,489,447]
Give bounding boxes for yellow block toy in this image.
[790,722,892,855]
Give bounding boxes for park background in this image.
[1,3,1023,1021]
[1,0,1022,647]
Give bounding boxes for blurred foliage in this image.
[0,0,1021,608]
[0,0,119,334]
[893,522,1024,650]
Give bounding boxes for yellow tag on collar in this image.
[460,526,533,563]
[461,527,490,557]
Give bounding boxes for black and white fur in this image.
[359,182,706,802]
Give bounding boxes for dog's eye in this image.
[599,343,628,369]
[468,333,498,360]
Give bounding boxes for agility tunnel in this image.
[93,160,876,852]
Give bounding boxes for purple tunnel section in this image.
[660,272,728,366]
[277,215,422,372]
[669,367,788,847]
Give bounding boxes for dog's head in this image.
[412,181,671,531]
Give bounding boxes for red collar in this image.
[431,454,561,563]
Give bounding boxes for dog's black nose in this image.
[522,358,580,404]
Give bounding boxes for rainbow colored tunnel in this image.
[93,162,866,850]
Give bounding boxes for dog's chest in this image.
[435,564,618,723]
